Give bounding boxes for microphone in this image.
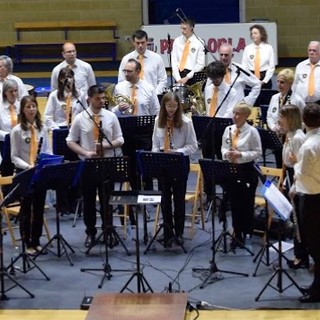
[167,33,171,54]
[231,63,251,77]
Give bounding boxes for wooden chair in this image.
[153,163,205,239]
[253,166,284,240]
[0,175,51,247]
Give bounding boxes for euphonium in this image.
[105,84,134,114]
[187,80,206,115]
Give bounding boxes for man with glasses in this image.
[118,29,167,96]
[51,42,96,96]
[219,43,261,106]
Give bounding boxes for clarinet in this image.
[35,137,43,164]
[228,127,233,150]
[96,120,104,157]
[285,170,301,243]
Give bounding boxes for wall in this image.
[246,0,320,57]
[0,0,142,59]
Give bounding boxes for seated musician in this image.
[152,92,198,247]
[10,95,52,256]
[221,102,262,248]
[66,85,124,248]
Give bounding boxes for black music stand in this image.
[5,168,50,279]
[110,190,161,293]
[257,128,283,166]
[2,168,50,299]
[52,128,79,161]
[33,161,82,266]
[253,165,304,300]
[192,159,249,289]
[136,151,188,254]
[80,157,131,289]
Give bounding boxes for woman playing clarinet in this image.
[152,92,198,247]
[10,95,51,255]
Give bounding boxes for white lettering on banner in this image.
[143,22,278,67]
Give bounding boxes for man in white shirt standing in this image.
[118,29,167,96]
[219,43,261,106]
[292,41,320,104]
[51,42,96,96]
[171,18,205,86]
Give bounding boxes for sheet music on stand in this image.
[260,181,292,221]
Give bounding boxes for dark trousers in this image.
[19,187,47,248]
[159,157,190,240]
[299,193,320,295]
[250,70,273,89]
[225,164,258,238]
[81,167,113,237]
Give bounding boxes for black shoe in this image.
[287,259,309,269]
[175,236,184,246]
[299,286,310,295]
[299,294,320,303]
[34,245,48,255]
[84,235,95,248]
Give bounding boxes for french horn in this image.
[105,83,134,114]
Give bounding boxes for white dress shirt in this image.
[0,74,28,105]
[282,129,305,168]
[267,91,305,131]
[241,42,275,84]
[204,80,242,118]
[0,101,20,141]
[50,59,96,95]
[171,34,205,82]
[152,114,198,156]
[66,107,124,160]
[113,79,160,116]
[292,58,320,103]
[44,90,87,130]
[10,123,51,170]
[221,122,262,164]
[118,49,168,95]
[293,128,320,194]
[228,62,261,106]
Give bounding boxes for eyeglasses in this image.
[122,69,135,74]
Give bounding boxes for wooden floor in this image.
[1,310,320,320]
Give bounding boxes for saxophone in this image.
[105,83,134,114]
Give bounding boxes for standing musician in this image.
[152,92,198,246]
[221,102,262,248]
[171,18,205,86]
[118,29,167,96]
[44,67,87,130]
[10,95,51,256]
[113,59,160,224]
[289,103,320,303]
[278,104,308,269]
[241,24,275,89]
[0,79,20,178]
[66,85,124,248]
[219,43,261,106]
[292,41,320,104]
[266,68,305,168]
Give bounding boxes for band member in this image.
[152,92,198,246]
[292,41,320,104]
[44,67,87,130]
[290,103,320,303]
[221,102,262,248]
[278,104,308,269]
[0,79,20,177]
[10,96,51,255]
[171,18,205,86]
[241,24,275,89]
[66,85,124,248]
[118,29,167,95]
[219,43,261,106]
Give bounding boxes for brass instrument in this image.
[187,80,206,115]
[105,84,134,114]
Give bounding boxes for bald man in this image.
[219,43,261,106]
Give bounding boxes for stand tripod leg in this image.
[0,269,35,299]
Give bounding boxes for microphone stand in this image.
[167,33,174,88]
